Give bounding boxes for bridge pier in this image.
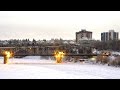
[4,55,9,64]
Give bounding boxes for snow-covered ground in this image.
[0,56,120,79]
[111,51,120,55]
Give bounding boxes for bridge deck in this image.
[0,54,109,56]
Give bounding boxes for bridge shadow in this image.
[10,62,62,65]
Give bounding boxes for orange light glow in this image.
[4,51,11,58]
[2,51,12,64]
[54,51,65,63]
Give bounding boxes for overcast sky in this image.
[0,11,120,40]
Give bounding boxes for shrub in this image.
[96,55,109,64]
[109,56,120,67]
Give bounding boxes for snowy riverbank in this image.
[0,56,120,79]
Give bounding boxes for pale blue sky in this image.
[0,11,120,40]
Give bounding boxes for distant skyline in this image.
[0,11,120,40]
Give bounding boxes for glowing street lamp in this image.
[54,51,65,63]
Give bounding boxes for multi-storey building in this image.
[76,29,92,43]
[101,30,119,42]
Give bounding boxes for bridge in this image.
[13,54,100,56]
[0,53,109,58]
[0,46,110,58]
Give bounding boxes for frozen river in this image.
[0,56,120,79]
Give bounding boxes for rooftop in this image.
[76,29,92,33]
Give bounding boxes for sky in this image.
[0,11,120,41]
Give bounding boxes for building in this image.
[101,30,119,42]
[76,29,92,43]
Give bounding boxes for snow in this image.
[111,51,120,55]
[0,56,120,79]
